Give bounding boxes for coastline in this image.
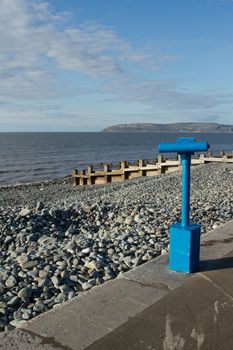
[0,175,71,190]
[0,162,233,332]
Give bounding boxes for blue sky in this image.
[0,0,233,131]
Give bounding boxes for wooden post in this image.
[88,165,94,174]
[220,150,225,157]
[207,150,212,157]
[138,159,146,176]
[120,161,128,169]
[104,164,111,172]
[79,170,86,186]
[103,164,111,183]
[120,161,129,180]
[87,166,95,185]
[72,169,79,186]
[158,165,166,175]
[223,155,228,162]
[138,159,145,167]
[157,155,164,163]
[104,175,111,183]
[88,176,95,185]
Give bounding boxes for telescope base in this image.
[169,222,200,273]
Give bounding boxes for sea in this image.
[0,132,232,186]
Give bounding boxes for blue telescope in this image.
[158,137,210,273]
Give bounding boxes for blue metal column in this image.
[181,153,191,227]
[158,137,209,273]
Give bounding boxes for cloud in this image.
[0,0,156,102]
[102,77,233,111]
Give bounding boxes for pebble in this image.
[22,260,38,269]
[54,293,66,304]
[7,296,20,306]
[18,208,31,217]
[18,287,32,300]
[82,247,91,254]
[5,276,17,288]
[51,276,60,286]
[36,201,44,211]
[33,301,46,312]
[10,320,27,328]
[82,282,93,291]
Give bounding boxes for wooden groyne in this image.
[72,151,233,186]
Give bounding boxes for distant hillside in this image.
[102,122,233,133]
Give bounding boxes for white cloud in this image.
[102,77,233,111]
[0,0,154,102]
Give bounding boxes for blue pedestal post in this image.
[158,137,209,273]
[169,152,201,273]
[170,223,200,273]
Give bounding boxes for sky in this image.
[0,0,233,131]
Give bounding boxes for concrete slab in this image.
[86,272,233,350]
[120,254,189,291]
[200,220,233,261]
[21,278,167,350]
[199,249,233,299]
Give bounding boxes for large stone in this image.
[18,287,32,301]
[7,296,20,307]
[22,260,38,270]
[51,276,60,286]
[0,267,8,279]
[5,275,17,288]
[19,208,31,217]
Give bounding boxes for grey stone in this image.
[82,282,93,291]
[0,267,8,279]
[4,235,13,244]
[18,208,31,217]
[5,275,17,288]
[38,270,49,279]
[36,201,44,211]
[33,301,46,313]
[82,247,91,254]
[13,310,22,320]
[22,260,38,269]
[51,276,60,286]
[7,296,20,306]
[18,287,32,300]
[54,293,66,304]
[0,282,5,293]
[9,319,27,328]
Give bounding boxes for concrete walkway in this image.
[1,220,233,349]
[87,250,233,350]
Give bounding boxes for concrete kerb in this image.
[2,220,233,350]
[86,260,233,350]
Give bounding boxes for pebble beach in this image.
[0,162,233,332]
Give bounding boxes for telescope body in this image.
[158,137,209,154]
[157,137,210,273]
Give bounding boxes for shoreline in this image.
[0,175,71,190]
[0,162,233,332]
